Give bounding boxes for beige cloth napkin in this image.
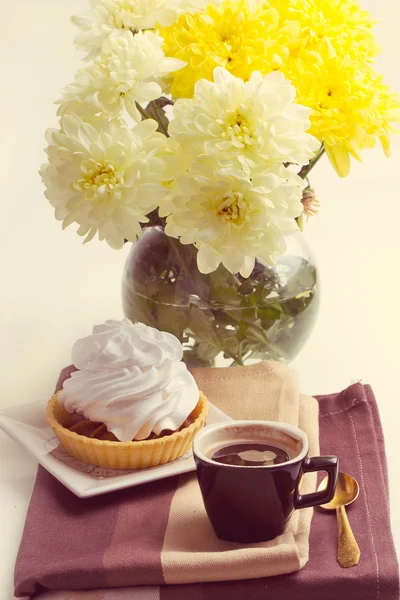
[160,361,319,584]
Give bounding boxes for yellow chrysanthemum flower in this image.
[160,0,379,100]
[273,0,379,63]
[160,0,400,176]
[283,54,400,176]
[361,70,400,158]
[159,0,299,98]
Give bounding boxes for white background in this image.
[1,1,399,598]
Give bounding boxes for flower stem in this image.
[135,102,151,120]
[299,142,325,179]
[228,353,244,366]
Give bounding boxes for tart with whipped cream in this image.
[46,319,208,469]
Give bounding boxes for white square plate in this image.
[0,399,231,498]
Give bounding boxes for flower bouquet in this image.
[41,0,400,366]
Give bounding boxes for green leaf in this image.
[258,305,282,322]
[187,306,220,346]
[210,285,243,307]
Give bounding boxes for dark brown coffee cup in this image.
[193,420,338,544]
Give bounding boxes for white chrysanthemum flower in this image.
[58,30,185,120]
[161,157,306,277]
[72,0,221,59]
[169,68,320,174]
[41,114,168,249]
[158,137,194,191]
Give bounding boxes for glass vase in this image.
[122,227,319,367]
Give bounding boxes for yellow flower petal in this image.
[159,0,299,99]
[380,134,391,158]
[325,143,351,178]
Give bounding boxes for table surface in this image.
[1,1,400,598]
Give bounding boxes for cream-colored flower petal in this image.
[132,118,159,139]
[59,31,183,119]
[240,256,256,279]
[197,244,222,274]
[221,249,248,277]
[169,67,319,177]
[162,158,304,276]
[42,114,168,248]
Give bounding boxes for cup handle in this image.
[294,456,339,509]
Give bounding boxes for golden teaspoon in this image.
[318,472,360,568]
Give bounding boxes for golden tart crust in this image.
[46,391,208,470]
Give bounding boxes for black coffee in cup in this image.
[194,420,339,543]
[211,442,290,466]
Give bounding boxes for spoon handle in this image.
[336,505,361,568]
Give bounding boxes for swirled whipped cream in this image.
[58,319,199,441]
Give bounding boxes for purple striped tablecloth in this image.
[14,373,399,600]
